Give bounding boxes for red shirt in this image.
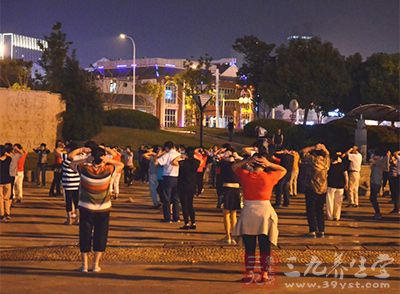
[195,153,208,173]
[234,167,282,201]
[17,152,28,172]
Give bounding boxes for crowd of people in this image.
[0,137,399,281]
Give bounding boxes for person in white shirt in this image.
[156,141,181,222]
[344,146,363,207]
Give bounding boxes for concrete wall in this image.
[0,88,65,150]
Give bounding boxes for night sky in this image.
[1,0,398,66]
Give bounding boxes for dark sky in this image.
[1,0,398,66]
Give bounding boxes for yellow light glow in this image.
[119,33,126,39]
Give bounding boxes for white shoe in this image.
[91,266,101,273]
[229,239,237,245]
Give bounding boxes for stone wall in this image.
[0,88,65,150]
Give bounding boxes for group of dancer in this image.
[0,138,399,282]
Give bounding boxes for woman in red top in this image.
[232,155,286,283]
[194,148,208,196]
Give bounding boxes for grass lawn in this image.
[24,126,254,171]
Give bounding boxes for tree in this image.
[38,22,71,92]
[62,52,103,140]
[39,22,103,140]
[361,53,399,106]
[232,36,276,117]
[274,37,351,124]
[341,53,365,112]
[0,58,32,88]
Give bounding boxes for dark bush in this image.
[103,109,160,130]
[244,118,399,151]
[244,119,292,137]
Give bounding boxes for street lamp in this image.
[119,33,136,110]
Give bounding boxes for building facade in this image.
[0,33,47,63]
[91,57,254,128]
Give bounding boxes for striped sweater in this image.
[61,153,81,191]
[78,163,115,211]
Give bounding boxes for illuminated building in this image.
[0,33,47,62]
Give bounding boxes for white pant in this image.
[348,172,360,205]
[13,171,24,199]
[326,187,344,220]
[110,172,122,196]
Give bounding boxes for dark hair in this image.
[311,149,325,157]
[14,143,22,150]
[2,144,12,155]
[164,141,174,150]
[84,140,97,152]
[186,147,195,159]
[5,142,12,149]
[40,143,46,147]
[92,147,106,164]
[66,141,79,152]
[152,145,160,153]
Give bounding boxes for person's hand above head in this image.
[81,147,92,154]
[254,156,271,168]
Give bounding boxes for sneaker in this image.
[179,224,190,230]
[373,213,382,219]
[353,204,359,208]
[172,219,181,223]
[389,209,399,214]
[317,232,325,238]
[241,271,255,284]
[304,232,316,238]
[78,266,88,273]
[189,224,197,230]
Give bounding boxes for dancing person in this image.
[59,142,85,225]
[301,144,330,238]
[194,148,208,196]
[144,146,162,208]
[173,147,200,230]
[122,146,135,186]
[33,143,50,187]
[9,144,25,201]
[71,145,124,273]
[326,152,347,221]
[381,150,391,196]
[369,150,385,219]
[138,145,149,183]
[0,144,13,221]
[289,150,300,197]
[109,146,122,200]
[272,149,294,208]
[220,156,241,244]
[272,129,284,150]
[13,144,27,203]
[344,146,362,208]
[49,140,65,197]
[388,151,400,214]
[156,141,181,223]
[232,154,286,283]
[227,118,234,142]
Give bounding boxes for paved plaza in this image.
[0,182,399,293]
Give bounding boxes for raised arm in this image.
[68,147,91,160]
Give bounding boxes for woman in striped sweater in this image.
[70,145,124,273]
[58,142,88,225]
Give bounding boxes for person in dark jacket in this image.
[173,147,200,230]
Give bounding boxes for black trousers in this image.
[179,189,196,224]
[242,234,271,273]
[9,176,15,200]
[370,183,381,215]
[389,176,400,211]
[50,170,62,195]
[305,189,326,233]
[275,175,290,206]
[124,166,134,184]
[139,161,149,182]
[79,207,110,252]
[157,180,164,203]
[162,176,180,221]
[196,171,204,195]
[65,190,79,212]
[36,163,47,186]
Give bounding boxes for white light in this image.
[119,33,126,39]
[239,97,244,104]
[243,97,249,104]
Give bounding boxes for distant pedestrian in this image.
[194,148,208,196]
[122,146,135,185]
[0,144,13,221]
[33,143,50,187]
[272,129,284,150]
[289,150,300,197]
[272,149,294,208]
[227,118,234,142]
[49,140,64,197]
[144,146,162,208]
[388,151,400,214]
[13,144,27,203]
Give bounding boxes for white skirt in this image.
[232,200,279,246]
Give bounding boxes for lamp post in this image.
[119,33,136,110]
